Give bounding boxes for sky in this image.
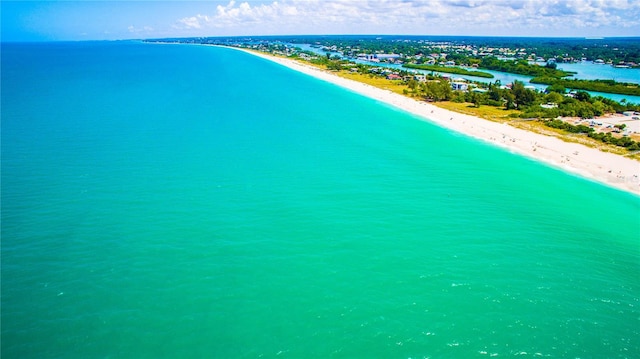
[2,0,640,42]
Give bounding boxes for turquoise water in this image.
[555,61,640,84]
[2,42,639,358]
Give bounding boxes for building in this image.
[414,74,426,82]
[451,82,468,91]
[357,53,401,62]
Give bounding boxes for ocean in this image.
[1,41,639,358]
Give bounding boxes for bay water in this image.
[294,42,640,104]
[2,42,639,358]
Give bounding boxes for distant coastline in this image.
[223,45,640,195]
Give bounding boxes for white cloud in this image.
[211,1,300,27]
[128,25,154,33]
[171,0,640,36]
[175,14,212,29]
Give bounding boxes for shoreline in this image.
[228,46,640,195]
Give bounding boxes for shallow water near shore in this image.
[2,41,639,358]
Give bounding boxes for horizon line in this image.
[4,34,640,44]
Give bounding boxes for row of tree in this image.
[404,78,454,101]
[479,57,573,78]
[403,64,494,78]
[530,77,640,96]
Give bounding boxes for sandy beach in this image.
[232,47,640,195]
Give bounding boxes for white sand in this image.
[233,47,640,195]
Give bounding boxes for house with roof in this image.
[414,74,427,82]
[451,82,468,91]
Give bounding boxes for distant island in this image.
[403,63,494,78]
[530,77,640,96]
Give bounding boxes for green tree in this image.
[422,79,453,101]
[488,83,502,102]
[546,83,567,94]
[575,102,595,119]
[470,92,489,107]
[591,100,606,116]
[574,91,591,102]
[504,91,516,110]
[544,91,564,104]
[511,81,537,108]
[407,79,418,92]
